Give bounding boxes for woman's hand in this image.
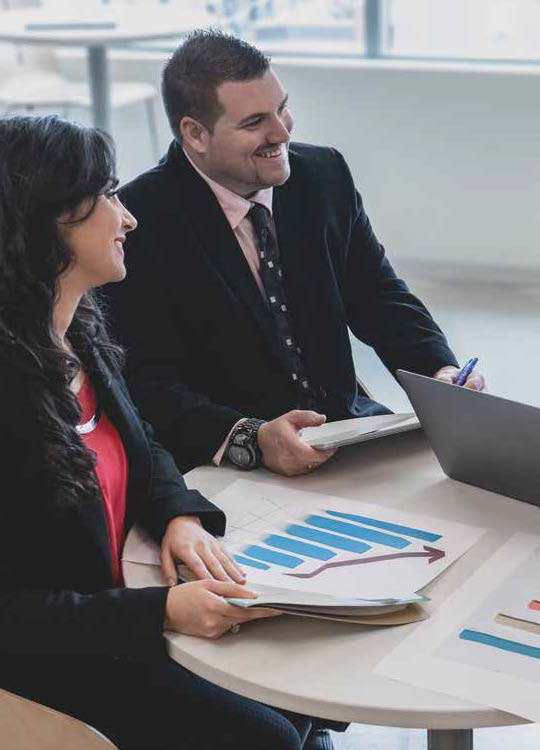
[160,515,246,586]
[165,579,281,639]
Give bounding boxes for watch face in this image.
[228,444,254,468]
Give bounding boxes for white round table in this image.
[124,431,539,750]
[0,4,204,131]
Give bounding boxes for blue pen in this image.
[456,357,478,387]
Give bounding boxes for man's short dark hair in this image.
[161,29,271,141]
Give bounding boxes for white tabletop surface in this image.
[123,431,540,729]
[0,6,205,46]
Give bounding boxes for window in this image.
[131,0,540,62]
[200,0,367,56]
[383,0,540,62]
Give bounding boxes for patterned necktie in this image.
[248,202,318,410]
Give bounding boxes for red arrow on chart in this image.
[283,545,445,579]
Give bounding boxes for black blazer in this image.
[105,142,457,472]
[0,338,225,679]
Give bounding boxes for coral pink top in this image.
[78,376,128,585]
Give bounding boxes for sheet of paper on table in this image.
[376,532,540,722]
[123,479,484,625]
[300,413,420,450]
[175,570,428,618]
[209,480,485,606]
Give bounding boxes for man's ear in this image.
[180,117,209,155]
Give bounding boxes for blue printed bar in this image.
[286,524,371,554]
[242,545,304,568]
[234,554,270,571]
[460,629,540,659]
[326,510,442,542]
[305,515,410,549]
[264,534,336,560]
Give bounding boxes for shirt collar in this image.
[183,147,273,230]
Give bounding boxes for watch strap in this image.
[226,418,265,469]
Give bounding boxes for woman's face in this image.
[58,187,137,292]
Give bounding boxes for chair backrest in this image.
[0,688,118,750]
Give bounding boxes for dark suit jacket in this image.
[105,141,457,472]
[0,336,225,686]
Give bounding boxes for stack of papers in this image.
[177,569,429,626]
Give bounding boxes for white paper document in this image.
[300,413,420,450]
[376,533,540,722]
[211,480,484,600]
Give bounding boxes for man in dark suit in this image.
[105,30,484,483]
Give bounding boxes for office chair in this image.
[0,688,118,750]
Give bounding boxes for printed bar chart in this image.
[235,507,441,572]
[325,510,442,542]
[226,493,465,587]
[214,479,481,607]
[460,629,540,660]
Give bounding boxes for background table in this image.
[124,431,540,750]
[0,4,202,131]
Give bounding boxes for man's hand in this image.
[257,410,336,477]
[434,365,486,391]
[160,516,246,587]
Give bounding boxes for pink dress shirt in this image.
[183,149,273,299]
[183,149,273,463]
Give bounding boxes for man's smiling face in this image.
[195,70,294,197]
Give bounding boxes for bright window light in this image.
[383,0,540,61]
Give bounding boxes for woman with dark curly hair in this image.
[0,114,312,750]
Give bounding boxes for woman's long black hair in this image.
[0,114,124,510]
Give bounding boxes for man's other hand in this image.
[257,410,336,477]
[434,365,486,391]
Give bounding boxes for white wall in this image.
[274,60,540,274]
[60,53,540,274]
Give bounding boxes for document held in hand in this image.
[300,413,420,450]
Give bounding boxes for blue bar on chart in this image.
[286,524,371,554]
[460,629,540,660]
[305,515,410,549]
[325,510,442,543]
[264,534,336,560]
[242,545,304,568]
[234,554,270,571]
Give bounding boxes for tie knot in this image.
[248,202,271,231]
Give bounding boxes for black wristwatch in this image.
[226,418,265,470]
